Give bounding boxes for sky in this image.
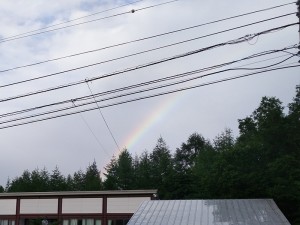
[0,0,299,187]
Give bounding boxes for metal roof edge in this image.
[0,189,157,197]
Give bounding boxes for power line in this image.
[0,22,298,103]
[0,0,179,44]
[0,2,296,74]
[1,56,295,126]
[72,101,110,157]
[0,64,298,130]
[1,46,296,119]
[2,12,295,86]
[2,0,146,41]
[0,48,297,125]
[231,55,295,70]
[86,82,121,152]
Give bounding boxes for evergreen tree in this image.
[2,84,300,223]
[5,178,11,192]
[132,154,140,189]
[134,151,152,189]
[73,169,86,191]
[30,168,49,191]
[66,174,75,191]
[8,170,32,192]
[149,137,173,199]
[103,156,119,190]
[85,161,103,191]
[116,149,134,190]
[49,166,67,191]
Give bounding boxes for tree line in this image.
[0,86,299,224]
[2,162,102,192]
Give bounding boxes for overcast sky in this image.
[0,0,299,186]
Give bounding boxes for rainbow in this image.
[118,92,182,155]
[101,92,183,174]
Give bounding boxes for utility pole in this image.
[297,0,300,62]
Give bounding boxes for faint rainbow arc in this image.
[117,92,181,155]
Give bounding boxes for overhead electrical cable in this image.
[1,12,295,83]
[0,64,298,130]
[86,82,121,152]
[0,22,298,103]
[0,3,296,73]
[2,0,146,41]
[0,49,297,125]
[0,0,179,43]
[72,101,110,157]
[1,13,294,83]
[0,46,296,120]
[0,55,296,126]
[230,55,295,70]
[1,45,296,119]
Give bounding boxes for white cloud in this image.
[0,0,298,186]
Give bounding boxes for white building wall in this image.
[0,199,16,215]
[62,198,102,214]
[20,199,58,214]
[107,197,150,213]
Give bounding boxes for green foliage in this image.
[134,151,152,189]
[5,162,103,192]
[85,161,103,191]
[3,85,300,224]
[102,137,174,198]
[213,128,235,152]
[104,149,135,190]
[7,170,35,192]
[103,156,119,190]
[72,170,86,191]
[172,133,211,199]
[149,137,173,199]
[116,149,135,190]
[49,166,67,191]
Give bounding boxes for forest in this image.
[1,85,299,224]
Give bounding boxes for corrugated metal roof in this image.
[0,190,157,197]
[127,199,291,225]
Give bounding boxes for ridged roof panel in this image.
[128,199,290,225]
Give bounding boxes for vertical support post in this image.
[15,198,20,225]
[297,1,300,43]
[297,0,300,62]
[102,197,107,225]
[57,197,62,225]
